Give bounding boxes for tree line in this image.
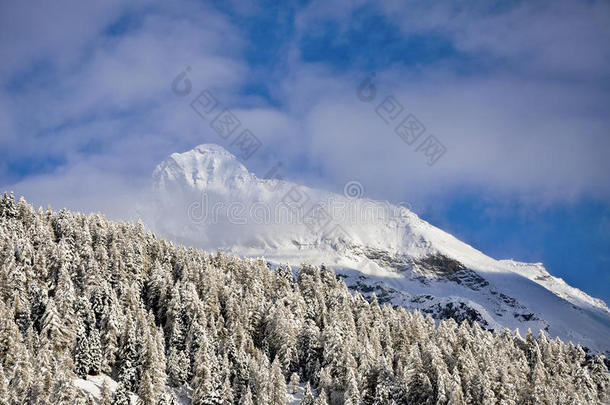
[0,193,608,404]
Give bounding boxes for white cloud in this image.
[1,0,609,222]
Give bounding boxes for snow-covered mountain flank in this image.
[143,144,610,355]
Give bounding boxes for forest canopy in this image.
[0,193,608,404]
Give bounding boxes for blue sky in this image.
[1,0,609,302]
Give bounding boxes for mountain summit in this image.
[153,144,253,192]
[144,144,610,354]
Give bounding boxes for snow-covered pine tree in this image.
[112,383,131,405]
[157,390,180,405]
[99,379,113,405]
[404,345,434,404]
[74,323,92,377]
[239,385,254,405]
[220,374,235,404]
[314,389,329,405]
[343,367,361,405]
[88,326,103,375]
[0,193,17,219]
[588,355,610,402]
[117,318,142,392]
[0,365,9,405]
[288,372,300,394]
[48,369,79,404]
[268,358,287,405]
[166,347,190,387]
[137,322,167,404]
[300,382,315,405]
[40,298,72,354]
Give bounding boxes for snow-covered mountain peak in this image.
[153,143,252,193]
[144,144,610,355]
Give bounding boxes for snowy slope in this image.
[74,374,139,403]
[140,144,610,355]
[74,373,303,404]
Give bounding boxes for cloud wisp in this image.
[0,0,608,225]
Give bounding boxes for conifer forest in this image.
[0,194,608,404]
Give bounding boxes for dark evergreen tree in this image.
[158,390,179,405]
[301,382,315,405]
[74,323,91,377]
[112,383,131,405]
[88,327,103,375]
